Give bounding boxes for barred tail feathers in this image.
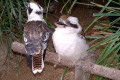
[32,53,44,74]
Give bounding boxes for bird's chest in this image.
[53,31,79,55]
[52,30,89,62]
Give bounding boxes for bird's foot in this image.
[54,57,61,67]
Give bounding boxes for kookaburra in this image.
[23,2,50,74]
[52,15,89,63]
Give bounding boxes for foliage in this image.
[0,0,28,74]
[85,0,120,80]
[1,0,120,80]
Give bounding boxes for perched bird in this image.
[52,15,89,63]
[23,2,50,74]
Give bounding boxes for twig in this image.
[60,0,70,14]
[11,42,120,80]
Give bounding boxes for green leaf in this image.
[17,0,22,41]
[44,0,48,18]
[112,55,120,68]
[6,0,12,29]
[69,0,77,13]
[95,25,116,32]
[60,67,68,80]
[84,0,113,32]
[85,36,105,39]
[9,0,17,18]
[61,0,69,15]
[0,27,6,54]
[107,46,120,67]
[88,33,118,51]
[98,41,120,63]
[93,13,120,16]
[96,43,110,63]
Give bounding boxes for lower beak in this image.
[55,22,67,26]
[54,22,66,28]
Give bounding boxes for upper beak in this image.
[55,21,67,26]
[54,22,67,28]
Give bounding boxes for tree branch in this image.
[12,42,120,80]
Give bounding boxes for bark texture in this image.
[12,42,120,80]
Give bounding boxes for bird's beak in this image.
[54,22,66,28]
[55,21,67,26]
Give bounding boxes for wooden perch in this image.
[12,42,120,80]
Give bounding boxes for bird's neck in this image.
[27,14,44,22]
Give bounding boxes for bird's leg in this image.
[58,55,61,63]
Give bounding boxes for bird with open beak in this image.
[52,15,89,63]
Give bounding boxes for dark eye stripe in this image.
[66,21,71,25]
[28,7,33,14]
[67,21,78,28]
[71,24,78,28]
[36,11,42,15]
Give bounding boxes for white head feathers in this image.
[68,16,79,25]
[55,15,82,32]
[25,2,44,22]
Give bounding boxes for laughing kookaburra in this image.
[52,15,89,62]
[23,2,50,74]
